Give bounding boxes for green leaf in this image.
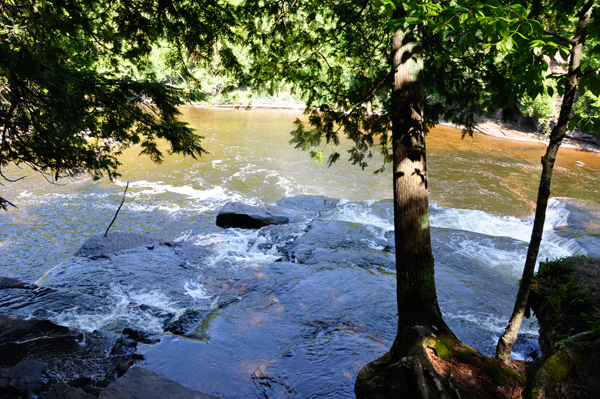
[568,118,581,131]
[510,4,527,17]
[311,150,324,164]
[384,2,395,19]
[581,118,594,134]
[593,120,600,135]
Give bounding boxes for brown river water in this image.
[1,106,599,398]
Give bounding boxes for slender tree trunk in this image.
[389,23,446,353]
[495,0,594,366]
[356,24,458,399]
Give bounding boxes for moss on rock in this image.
[529,256,600,398]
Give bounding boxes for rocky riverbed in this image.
[2,194,599,398]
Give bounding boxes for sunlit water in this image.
[1,106,600,398]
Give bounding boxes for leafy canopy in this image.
[242,0,600,173]
[0,0,240,210]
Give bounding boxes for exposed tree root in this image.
[356,325,525,399]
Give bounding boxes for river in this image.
[1,106,600,398]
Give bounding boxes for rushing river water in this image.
[1,106,600,398]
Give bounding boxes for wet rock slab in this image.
[99,367,218,399]
[137,261,398,397]
[285,220,394,269]
[554,199,600,258]
[76,233,157,259]
[76,233,206,260]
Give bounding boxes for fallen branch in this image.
[104,181,129,237]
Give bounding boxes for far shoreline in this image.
[187,102,600,154]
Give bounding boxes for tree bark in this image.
[356,24,460,399]
[495,0,594,366]
[388,21,447,351]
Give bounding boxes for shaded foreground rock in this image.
[41,382,97,399]
[99,367,218,399]
[0,359,48,395]
[0,315,74,367]
[0,315,145,398]
[216,201,316,229]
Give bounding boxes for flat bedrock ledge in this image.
[76,233,203,259]
[99,367,219,399]
[216,201,318,229]
[76,233,157,259]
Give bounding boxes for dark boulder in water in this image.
[216,202,316,229]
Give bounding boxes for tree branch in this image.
[104,181,129,237]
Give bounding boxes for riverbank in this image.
[189,102,600,154]
[471,118,600,154]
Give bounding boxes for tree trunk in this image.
[495,0,594,366]
[356,24,460,399]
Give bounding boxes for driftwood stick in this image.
[104,181,129,237]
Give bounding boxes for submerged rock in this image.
[275,195,339,212]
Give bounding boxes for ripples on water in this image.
[1,107,600,398]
